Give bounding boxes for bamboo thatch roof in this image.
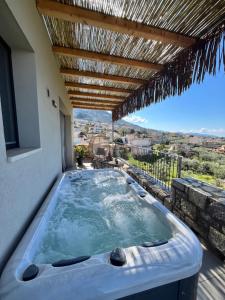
[37,0,225,120]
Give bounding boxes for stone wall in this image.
[126,166,225,258]
[172,178,225,258]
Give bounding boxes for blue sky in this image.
[123,70,225,137]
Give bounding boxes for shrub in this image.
[74,145,88,158]
[197,162,214,175]
[214,167,225,179]
[120,147,130,160]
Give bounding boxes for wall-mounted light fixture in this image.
[52,99,58,108]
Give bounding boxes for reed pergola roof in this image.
[37,0,225,120]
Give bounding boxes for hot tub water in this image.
[33,170,172,264]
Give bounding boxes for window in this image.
[0,36,19,149]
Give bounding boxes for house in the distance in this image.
[214,145,225,154]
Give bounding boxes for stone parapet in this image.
[172,178,225,258]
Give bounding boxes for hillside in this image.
[74,109,113,123]
[73,109,149,131]
[73,109,225,140]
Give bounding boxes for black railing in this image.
[116,145,182,190]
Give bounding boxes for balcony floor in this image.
[198,244,225,300]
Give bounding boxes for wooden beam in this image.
[53,46,163,71]
[73,105,114,111]
[60,68,146,85]
[37,0,196,47]
[71,99,119,106]
[65,82,133,94]
[71,98,121,105]
[68,91,124,101]
[70,96,123,103]
[73,106,114,110]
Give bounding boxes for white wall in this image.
[0,0,73,273]
[130,139,151,147]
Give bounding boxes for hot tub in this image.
[0,169,202,300]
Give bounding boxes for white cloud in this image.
[123,115,148,124]
[182,128,225,136]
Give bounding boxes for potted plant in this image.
[74,145,87,166]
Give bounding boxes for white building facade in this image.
[0,0,73,273]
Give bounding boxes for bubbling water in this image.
[33,170,172,264]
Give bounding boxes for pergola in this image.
[37,0,225,121]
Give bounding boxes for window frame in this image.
[0,35,19,150]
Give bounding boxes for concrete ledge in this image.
[7,148,42,163]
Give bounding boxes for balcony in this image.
[0,1,225,299]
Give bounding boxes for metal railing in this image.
[116,145,182,190]
[88,141,182,190]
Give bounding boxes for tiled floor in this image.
[198,244,225,300]
[69,161,93,170]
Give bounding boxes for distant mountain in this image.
[177,131,223,138]
[74,109,112,123]
[73,109,225,140]
[73,109,149,131]
[186,132,219,138]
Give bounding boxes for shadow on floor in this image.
[198,245,225,300]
